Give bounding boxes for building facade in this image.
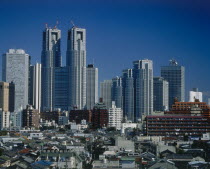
[54,67,69,111]
[29,63,42,112]
[66,27,86,110]
[108,101,123,130]
[133,60,153,120]
[161,60,185,108]
[112,76,123,109]
[0,81,15,112]
[92,99,109,129]
[86,64,98,110]
[153,77,169,111]
[100,80,112,109]
[41,27,61,111]
[69,110,92,124]
[0,110,10,130]
[146,100,210,136]
[189,88,202,102]
[22,105,40,128]
[122,69,134,122]
[40,110,62,124]
[2,49,29,111]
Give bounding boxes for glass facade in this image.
[161,62,185,109]
[54,67,69,111]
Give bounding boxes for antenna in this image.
[71,20,75,27]
[45,23,48,29]
[54,20,59,29]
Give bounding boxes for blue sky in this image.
[0,0,210,101]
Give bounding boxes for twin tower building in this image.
[42,26,97,111]
[2,26,98,113]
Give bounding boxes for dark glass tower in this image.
[41,27,61,111]
[161,60,185,109]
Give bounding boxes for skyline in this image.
[1,0,210,101]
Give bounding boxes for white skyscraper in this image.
[66,26,86,110]
[86,64,98,110]
[2,49,29,111]
[189,88,203,102]
[108,101,123,130]
[29,63,42,112]
[133,59,153,120]
[100,80,112,109]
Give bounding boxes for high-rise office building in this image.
[122,69,134,122]
[0,81,15,112]
[29,63,41,112]
[54,67,69,111]
[189,88,202,102]
[153,77,169,111]
[41,27,61,111]
[161,60,185,108]
[86,64,98,110]
[2,49,29,111]
[133,60,153,120]
[100,80,112,109]
[112,76,123,109]
[66,26,86,110]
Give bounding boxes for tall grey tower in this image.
[2,49,29,111]
[112,76,123,109]
[122,69,134,122]
[133,60,153,121]
[41,27,61,111]
[100,80,112,109]
[161,60,185,108]
[86,64,98,110]
[66,26,86,110]
[153,77,169,111]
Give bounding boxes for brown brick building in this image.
[146,100,210,137]
[40,110,62,124]
[22,105,40,128]
[92,99,108,129]
[69,110,92,124]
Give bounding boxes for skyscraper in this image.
[153,77,169,111]
[86,64,98,110]
[100,80,112,109]
[133,60,153,120]
[112,76,123,109]
[66,26,86,110]
[41,27,61,111]
[54,67,69,111]
[161,60,185,108]
[29,63,41,112]
[0,81,15,112]
[122,69,134,122]
[2,49,29,111]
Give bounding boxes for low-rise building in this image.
[22,105,40,129]
[108,101,123,130]
[92,99,109,129]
